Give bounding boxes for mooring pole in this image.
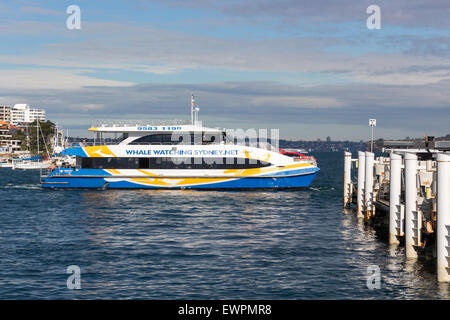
[405,153,418,259]
[357,151,366,218]
[389,152,402,245]
[437,153,450,282]
[344,152,352,208]
[364,152,375,219]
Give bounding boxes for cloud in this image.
[19,6,61,16]
[0,1,448,140]
[0,21,60,35]
[0,20,448,87]
[149,0,450,27]
[250,96,344,108]
[404,37,450,57]
[0,69,133,90]
[0,80,448,139]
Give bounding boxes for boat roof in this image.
[89,120,223,133]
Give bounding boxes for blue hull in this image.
[41,170,319,190]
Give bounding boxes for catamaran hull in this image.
[41,171,319,190]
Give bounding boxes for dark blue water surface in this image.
[1,152,449,299]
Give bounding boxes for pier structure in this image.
[388,152,403,245]
[356,151,365,218]
[343,151,353,209]
[364,151,375,220]
[437,154,450,282]
[343,137,450,282]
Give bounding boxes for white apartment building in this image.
[0,126,21,153]
[29,108,46,122]
[10,104,46,125]
[0,105,11,123]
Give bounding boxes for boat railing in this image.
[70,138,124,147]
[91,119,189,128]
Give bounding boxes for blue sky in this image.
[0,0,449,140]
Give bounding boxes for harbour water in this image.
[1,152,449,299]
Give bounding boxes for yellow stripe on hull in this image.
[128,177,236,187]
[103,162,313,179]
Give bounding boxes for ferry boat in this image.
[41,96,319,189]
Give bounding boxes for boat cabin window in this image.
[129,133,181,145]
[79,157,271,169]
[129,132,224,145]
[202,133,222,144]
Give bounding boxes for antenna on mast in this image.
[191,94,195,125]
[191,94,200,125]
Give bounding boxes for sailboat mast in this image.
[26,124,30,152]
[37,120,39,159]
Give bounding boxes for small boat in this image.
[0,160,14,168]
[1,155,31,168]
[283,148,309,155]
[13,160,50,170]
[12,120,52,170]
[41,96,319,189]
[0,163,13,168]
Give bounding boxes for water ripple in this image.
[0,154,449,299]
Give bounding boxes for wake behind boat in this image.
[41,96,319,189]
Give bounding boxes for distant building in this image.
[0,105,11,123]
[0,122,21,153]
[10,104,46,125]
[279,138,366,153]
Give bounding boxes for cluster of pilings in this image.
[343,150,450,282]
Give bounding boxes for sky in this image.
[0,0,449,140]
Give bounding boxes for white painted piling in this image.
[347,147,450,282]
[357,151,365,218]
[389,152,402,245]
[405,153,418,259]
[432,171,437,214]
[437,153,450,282]
[343,152,352,208]
[364,152,375,218]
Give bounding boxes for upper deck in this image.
[88,119,223,134]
